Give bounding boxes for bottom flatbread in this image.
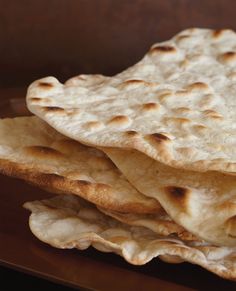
[24,195,236,280]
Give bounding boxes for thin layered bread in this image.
[99,206,198,241]
[104,148,236,247]
[27,28,236,174]
[0,116,204,241]
[4,27,236,281]
[24,195,236,281]
[0,116,159,213]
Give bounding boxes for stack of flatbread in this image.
[0,28,235,280]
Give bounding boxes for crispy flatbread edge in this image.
[0,158,159,214]
[23,196,236,281]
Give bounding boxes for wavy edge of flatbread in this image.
[24,195,236,281]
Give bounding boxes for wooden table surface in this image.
[0,88,235,290]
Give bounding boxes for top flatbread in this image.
[27,28,236,173]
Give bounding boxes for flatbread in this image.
[24,195,236,280]
[99,207,198,241]
[0,116,160,213]
[27,28,236,173]
[103,148,236,247]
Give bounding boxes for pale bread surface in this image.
[24,195,236,280]
[27,28,236,173]
[99,207,198,241]
[0,116,160,213]
[104,148,236,247]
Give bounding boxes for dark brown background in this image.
[1,0,236,88]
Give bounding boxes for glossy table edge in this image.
[0,260,88,291]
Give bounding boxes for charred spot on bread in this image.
[125,130,139,137]
[150,133,170,142]
[150,45,176,53]
[42,106,65,113]
[38,82,54,88]
[24,146,64,159]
